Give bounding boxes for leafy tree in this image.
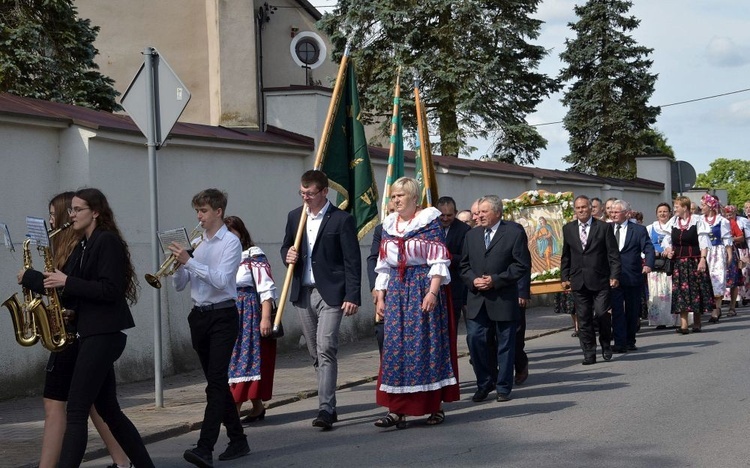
[319,0,559,163]
[695,158,750,206]
[0,0,119,111]
[641,128,674,158]
[559,0,660,178]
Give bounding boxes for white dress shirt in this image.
[302,200,331,286]
[173,224,242,306]
[614,222,628,251]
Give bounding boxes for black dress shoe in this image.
[471,388,490,402]
[612,345,627,353]
[514,366,529,385]
[496,393,512,402]
[312,410,334,430]
[582,356,596,365]
[218,439,250,461]
[240,408,266,425]
[184,448,214,468]
[626,344,638,351]
[602,345,613,361]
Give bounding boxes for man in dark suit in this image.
[461,195,531,403]
[561,195,621,365]
[437,196,471,329]
[609,200,654,353]
[281,170,361,430]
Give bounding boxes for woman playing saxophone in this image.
[18,192,131,468]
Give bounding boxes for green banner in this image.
[322,61,379,239]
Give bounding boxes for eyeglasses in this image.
[298,189,321,199]
[67,207,91,215]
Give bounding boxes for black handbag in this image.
[653,256,672,275]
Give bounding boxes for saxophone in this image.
[2,223,75,351]
[2,239,42,347]
[32,223,76,352]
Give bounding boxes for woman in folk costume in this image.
[373,177,459,428]
[224,216,278,423]
[721,205,745,316]
[662,196,715,334]
[699,194,733,323]
[646,202,676,327]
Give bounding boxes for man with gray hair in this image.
[609,199,654,352]
[561,195,621,365]
[461,195,531,402]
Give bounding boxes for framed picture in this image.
[503,190,574,295]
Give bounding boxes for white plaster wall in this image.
[265,90,330,142]
[256,0,338,88]
[0,115,671,400]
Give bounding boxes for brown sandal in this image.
[426,410,445,426]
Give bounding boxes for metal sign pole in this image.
[144,46,164,408]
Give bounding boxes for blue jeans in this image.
[466,305,517,396]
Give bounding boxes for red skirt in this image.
[230,338,277,402]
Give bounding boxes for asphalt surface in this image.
[5,305,750,467]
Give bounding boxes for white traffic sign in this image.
[121,48,190,147]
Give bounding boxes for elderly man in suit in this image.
[437,196,472,329]
[281,170,361,430]
[461,195,531,402]
[609,200,654,353]
[561,195,621,365]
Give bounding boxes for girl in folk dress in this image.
[224,216,278,423]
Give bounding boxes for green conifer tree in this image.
[0,0,119,111]
[559,0,660,178]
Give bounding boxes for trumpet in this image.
[145,224,203,289]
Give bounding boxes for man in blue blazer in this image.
[561,195,621,365]
[281,170,361,430]
[609,200,654,352]
[461,195,531,403]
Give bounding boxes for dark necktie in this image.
[484,228,492,249]
[616,224,622,246]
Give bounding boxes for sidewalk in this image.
[0,306,571,468]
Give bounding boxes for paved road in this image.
[77,309,750,468]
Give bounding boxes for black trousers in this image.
[188,305,245,452]
[572,286,612,358]
[514,306,528,373]
[58,332,153,468]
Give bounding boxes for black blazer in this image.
[444,219,471,308]
[616,222,655,287]
[281,204,362,307]
[561,218,621,291]
[366,224,382,291]
[61,228,136,338]
[460,221,531,322]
